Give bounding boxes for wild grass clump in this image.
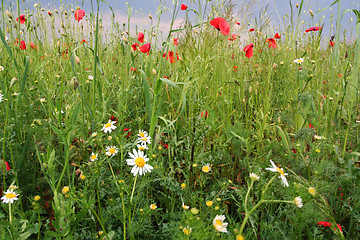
[0,0,359,239]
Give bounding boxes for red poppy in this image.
[16,15,26,24]
[81,39,87,44]
[243,43,254,58]
[130,67,137,71]
[228,34,237,41]
[266,38,277,49]
[109,115,118,124]
[181,4,188,10]
[74,9,85,22]
[200,110,208,118]
[210,17,230,36]
[48,11,52,16]
[318,221,342,232]
[274,33,281,39]
[305,26,322,32]
[124,128,130,132]
[235,21,240,25]
[329,41,335,47]
[173,37,179,46]
[3,160,10,171]
[137,32,144,43]
[20,40,26,50]
[309,123,314,129]
[249,28,255,32]
[139,43,151,55]
[164,51,179,63]
[132,43,139,51]
[30,42,37,49]
[233,66,237,72]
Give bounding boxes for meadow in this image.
[0,0,359,239]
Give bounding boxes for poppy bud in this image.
[34,3,39,8]
[69,77,79,90]
[6,10,12,19]
[55,9,58,13]
[152,68,157,75]
[64,11,68,15]
[273,63,278,69]
[41,8,45,11]
[10,77,17,87]
[153,32,156,36]
[121,31,125,35]
[122,36,128,43]
[148,14,152,20]
[296,3,299,8]
[57,40,61,48]
[6,27,10,34]
[126,31,129,34]
[71,9,75,13]
[75,56,81,65]
[309,9,314,16]
[178,56,184,62]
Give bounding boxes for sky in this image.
[4,0,360,42]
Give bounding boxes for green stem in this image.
[130,175,138,204]
[244,181,254,213]
[239,200,264,234]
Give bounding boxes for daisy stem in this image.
[261,175,277,199]
[130,175,138,204]
[239,199,264,235]
[9,203,14,240]
[244,181,254,213]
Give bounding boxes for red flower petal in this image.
[74,9,85,22]
[329,41,335,47]
[132,43,139,51]
[235,21,240,25]
[137,32,144,43]
[243,43,254,58]
[305,26,322,32]
[139,43,151,55]
[266,38,277,49]
[274,33,281,39]
[20,40,26,50]
[4,161,11,171]
[228,34,237,41]
[318,221,332,227]
[165,51,179,63]
[210,17,230,36]
[173,37,179,46]
[16,15,26,24]
[181,4,188,10]
[249,28,255,32]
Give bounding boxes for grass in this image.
[0,0,359,239]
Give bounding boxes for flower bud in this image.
[75,56,81,65]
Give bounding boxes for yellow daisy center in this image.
[135,157,145,167]
[5,193,16,199]
[105,123,112,128]
[141,137,147,141]
[91,154,97,160]
[214,220,223,226]
[139,132,145,137]
[203,166,210,172]
[139,146,145,151]
[109,148,116,154]
[297,59,302,63]
[183,228,190,235]
[276,167,284,176]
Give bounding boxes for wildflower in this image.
[16,15,26,24]
[315,149,320,153]
[1,189,19,204]
[150,204,157,210]
[228,33,237,41]
[20,41,26,50]
[9,185,18,190]
[314,135,325,140]
[139,43,151,55]
[173,37,179,46]
[213,215,228,233]
[235,21,240,25]
[318,221,342,232]
[137,32,144,43]
[244,43,254,58]
[183,226,191,235]
[206,201,213,207]
[80,174,86,180]
[265,160,289,187]
[202,164,211,173]
[294,196,303,208]
[105,146,118,156]
[305,26,322,32]
[101,120,117,133]
[109,115,118,124]
[181,183,186,189]
[88,75,93,80]
[236,235,245,240]
[249,28,255,32]
[137,144,148,151]
[91,132,97,137]
[181,4,188,10]
[3,160,10,171]
[192,163,197,168]
[30,42,37,49]
[266,38,277,49]
[329,41,335,47]
[200,110,208,118]
[190,207,199,215]
[34,195,41,201]
[214,206,220,210]
[74,9,85,22]
[293,58,304,64]
[0,93,3,103]
[131,43,139,51]
[182,202,190,210]
[249,173,260,181]
[89,152,98,162]
[62,186,70,194]
[137,130,152,146]
[308,187,316,196]
[274,33,281,39]
[126,149,153,176]
[210,17,230,36]
[0,66,4,71]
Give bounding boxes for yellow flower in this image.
[206,201,213,207]
[80,174,86,180]
[183,226,192,235]
[202,164,211,173]
[152,154,156,158]
[192,163,197,168]
[181,183,186,189]
[34,195,41,201]
[150,204,157,210]
[62,186,70,194]
[236,234,245,240]
[182,202,190,210]
[214,206,220,210]
[308,187,316,196]
[158,146,162,150]
[315,149,320,153]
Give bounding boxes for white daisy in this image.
[105,146,118,156]
[126,149,153,176]
[265,160,289,187]
[308,187,316,196]
[293,58,304,64]
[89,152,98,162]
[213,215,228,233]
[182,202,190,210]
[183,226,192,235]
[137,144,148,151]
[108,136,112,140]
[249,173,260,181]
[91,132,97,138]
[150,204,157,210]
[0,66,4,71]
[101,120,117,134]
[137,130,151,146]
[88,75,93,80]
[202,163,211,173]
[0,93,3,102]
[1,189,19,204]
[294,196,303,208]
